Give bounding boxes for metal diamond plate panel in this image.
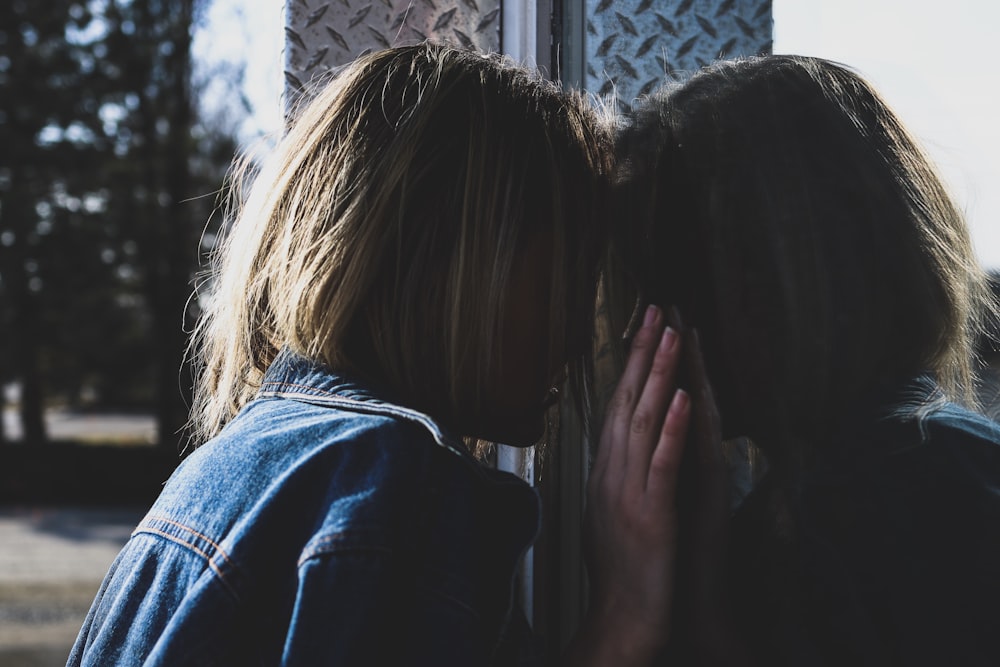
[284,0,502,107]
[583,0,773,109]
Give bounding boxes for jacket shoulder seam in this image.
[133,515,241,600]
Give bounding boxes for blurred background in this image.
[1,0,997,664]
[1,2,272,664]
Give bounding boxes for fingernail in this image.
[660,326,678,352]
[671,389,690,414]
[668,305,684,330]
[644,304,660,327]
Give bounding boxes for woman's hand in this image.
[565,304,691,666]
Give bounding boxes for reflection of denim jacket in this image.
[68,350,540,666]
[725,380,1000,666]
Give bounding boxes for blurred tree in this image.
[0,0,241,447]
[0,1,103,444]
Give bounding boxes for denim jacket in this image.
[68,350,541,666]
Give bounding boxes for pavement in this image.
[0,506,146,667]
[2,409,156,445]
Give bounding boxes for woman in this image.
[69,43,699,666]
[617,55,1000,665]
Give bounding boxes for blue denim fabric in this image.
[68,350,541,666]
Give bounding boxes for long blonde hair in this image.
[191,43,613,445]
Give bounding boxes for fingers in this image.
[592,304,693,500]
[581,305,705,662]
[595,304,664,480]
[626,324,682,490]
[646,388,691,498]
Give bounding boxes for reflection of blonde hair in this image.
[619,56,995,474]
[191,43,613,444]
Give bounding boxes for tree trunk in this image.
[156,0,196,450]
[5,244,47,445]
[2,176,47,445]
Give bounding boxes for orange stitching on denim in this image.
[135,527,237,598]
[142,516,235,569]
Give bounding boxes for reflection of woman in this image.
[69,43,695,666]
[618,55,1000,665]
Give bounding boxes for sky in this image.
[199,1,1000,269]
[773,0,1000,269]
[192,0,284,143]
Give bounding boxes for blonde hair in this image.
[191,43,613,445]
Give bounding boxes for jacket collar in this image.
[258,347,475,463]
